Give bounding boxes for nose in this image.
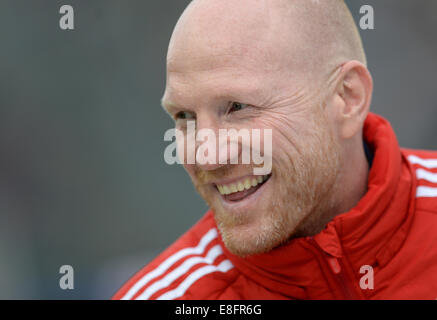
[193,116,230,171]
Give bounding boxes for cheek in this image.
[267,118,305,159]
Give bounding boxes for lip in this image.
[216,174,272,212]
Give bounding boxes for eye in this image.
[228,102,249,113]
[174,111,195,120]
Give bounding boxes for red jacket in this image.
[113,113,437,300]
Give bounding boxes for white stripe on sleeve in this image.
[121,228,218,300]
[136,244,223,300]
[416,186,437,198]
[416,168,437,183]
[408,155,437,169]
[157,259,234,300]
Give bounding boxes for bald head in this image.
[164,0,373,256]
[167,0,366,86]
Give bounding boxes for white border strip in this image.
[416,169,437,183]
[136,245,223,300]
[416,186,437,198]
[121,228,218,300]
[157,260,234,300]
[408,155,437,169]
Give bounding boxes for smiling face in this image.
[191,107,341,257]
[162,0,368,256]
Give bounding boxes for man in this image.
[113,0,437,299]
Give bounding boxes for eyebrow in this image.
[161,97,197,117]
[160,85,263,115]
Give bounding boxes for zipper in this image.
[307,237,360,300]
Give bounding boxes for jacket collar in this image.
[216,113,416,298]
[321,113,416,269]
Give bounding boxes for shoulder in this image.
[112,211,238,300]
[402,148,437,213]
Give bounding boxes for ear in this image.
[333,61,373,139]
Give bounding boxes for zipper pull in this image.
[307,236,342,274]
[327,257,341,274]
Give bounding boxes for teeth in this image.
[217,185,224,194]
[217,175,270,196]
[251,178,258,187]
[230,184,238,193]
[237,182,244,192]
[244,179,252,190]
[223,185,230,195]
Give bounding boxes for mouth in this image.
[214,174,272,202]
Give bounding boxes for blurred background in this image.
[0,0,436,299]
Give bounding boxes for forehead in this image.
[162,58,272,112]
[162,0,309,110]
[166,0,292,72]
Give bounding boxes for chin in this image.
[216,217,292,257]
[212,198,294,257]
[195,170,305,257]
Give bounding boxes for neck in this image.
[335,139,370,213]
